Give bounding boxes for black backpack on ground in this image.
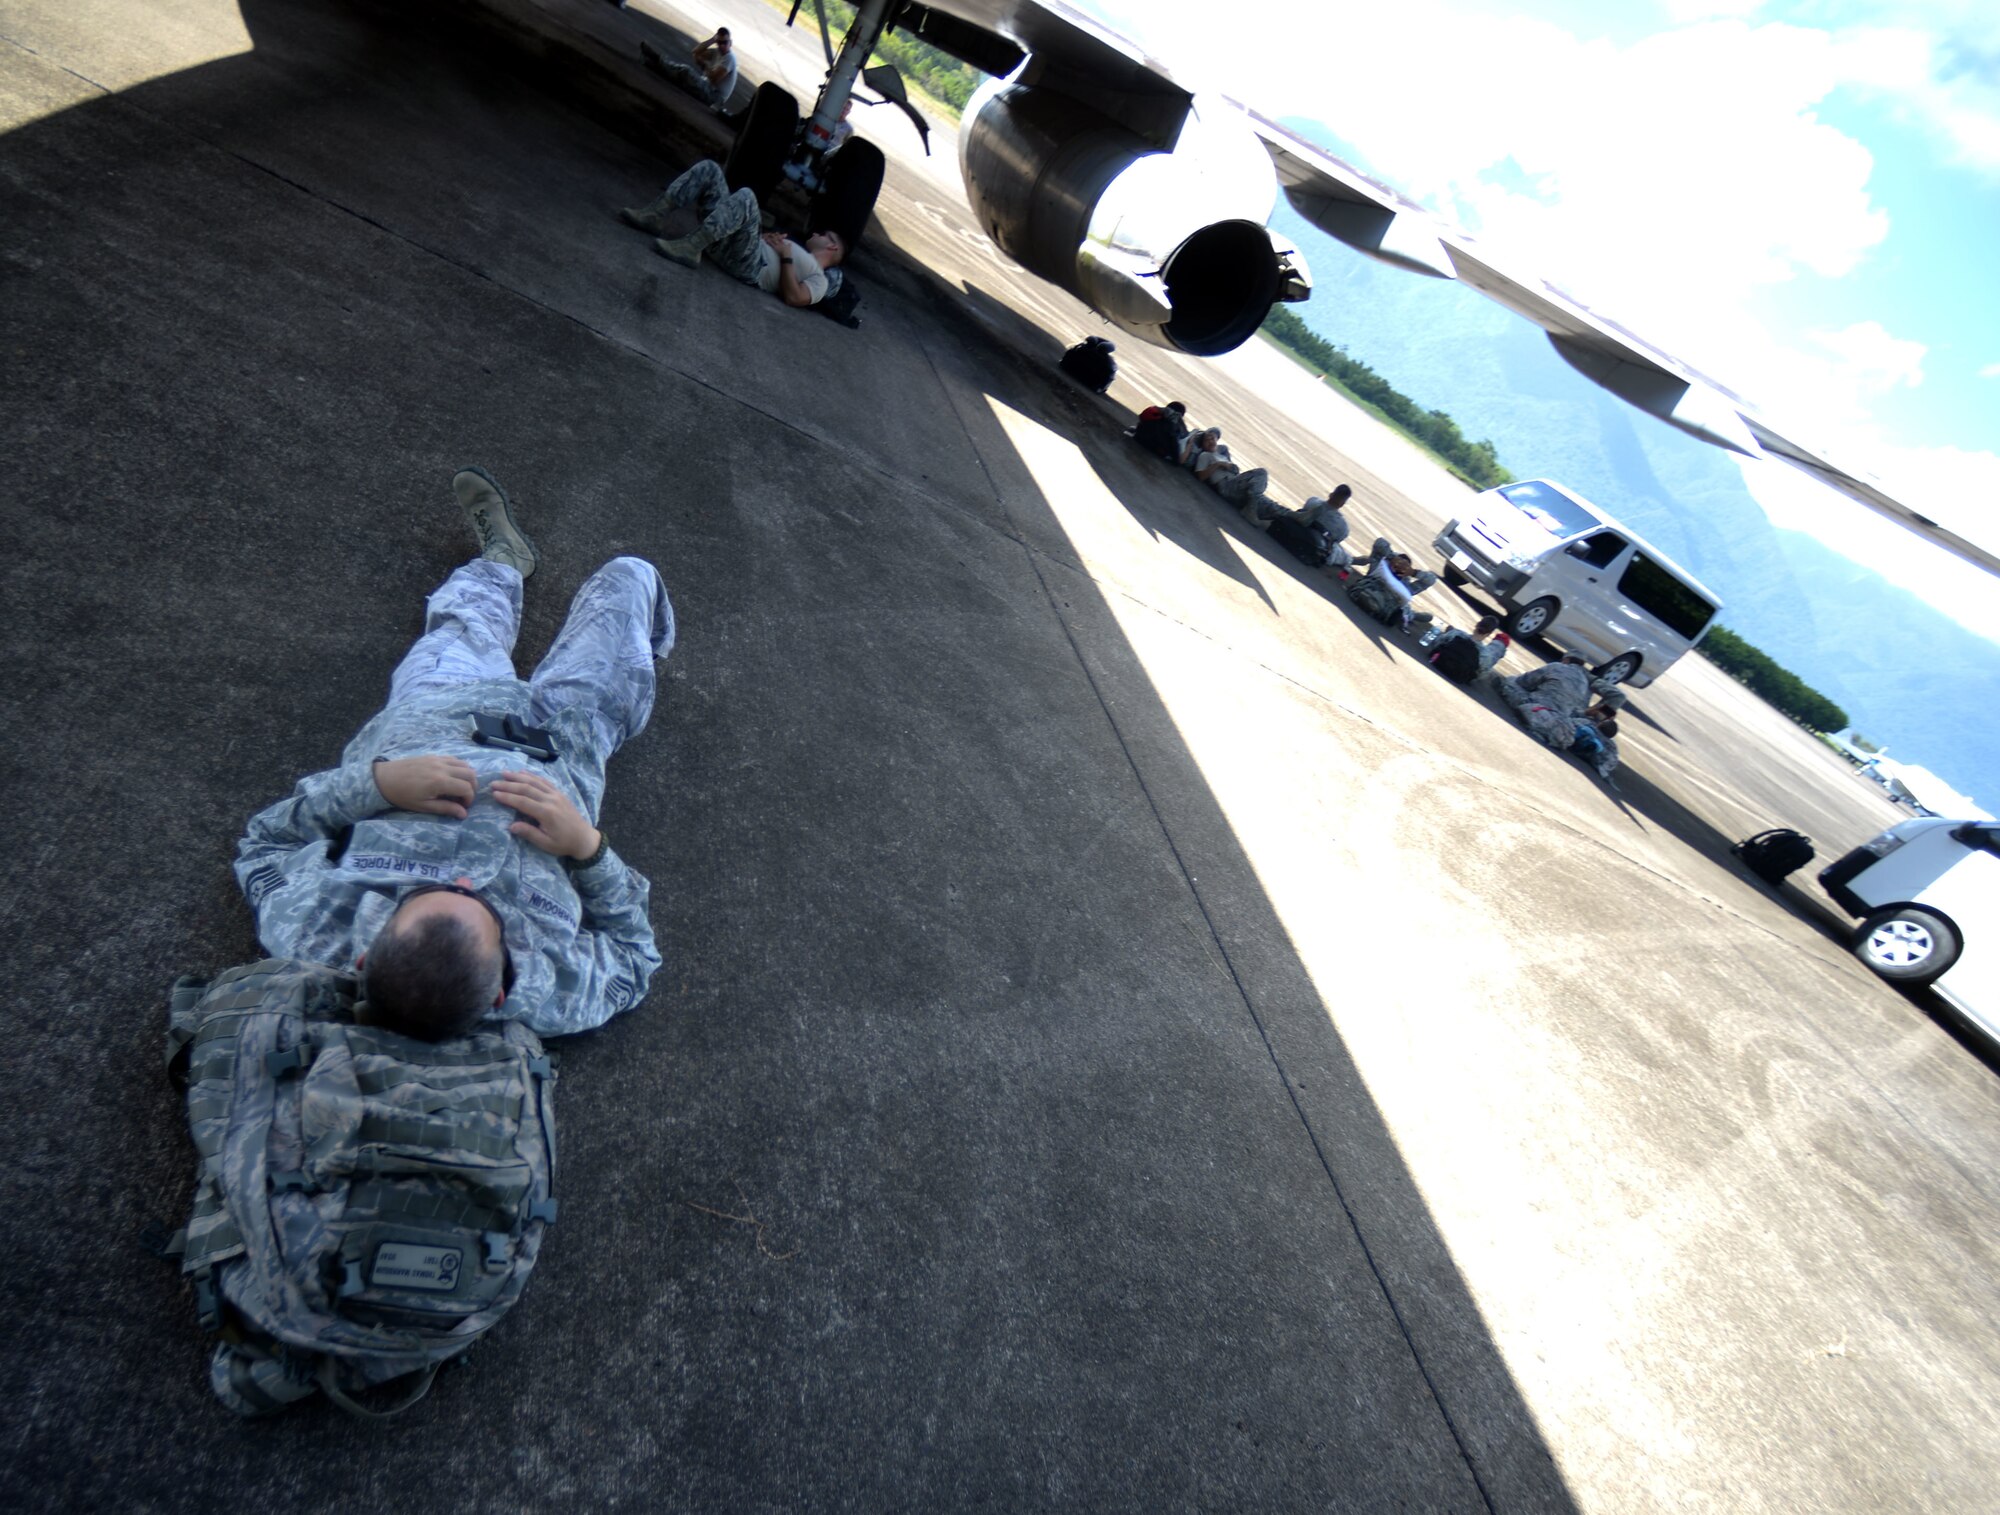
[1431,633,1482,684]
[1267,515,1332,567]
[1732,827,1815,884]
[1132,413,1182,459]
[815,272,862,329]
[1058,336,1117,393]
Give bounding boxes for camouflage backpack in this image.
[162,959,557,1419]
[1347,572,1403,624]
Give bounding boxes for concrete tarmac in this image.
[3,2,1997,1511]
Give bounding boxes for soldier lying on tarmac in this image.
[234,469,676,1039]
[620,159,846,308]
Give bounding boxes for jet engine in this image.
[960,77,1309,357]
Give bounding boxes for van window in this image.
[1619,554,1715,640]
[1498,482,1599,538]
[1569,532,1627,568]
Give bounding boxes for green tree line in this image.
[1700,625,1850,732]
[805,0,985,115]
[1259,305,1513,489]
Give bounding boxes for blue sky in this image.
[1076,0,2000,637]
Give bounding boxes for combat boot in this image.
[654,229,716,268]
[619,191,673,234]
[453,466,538,580]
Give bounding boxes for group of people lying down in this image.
[1132,401,1444,624]
[1133,402,1352,555]
[1132,400,1628,778]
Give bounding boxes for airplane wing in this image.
[886,0,1995,577]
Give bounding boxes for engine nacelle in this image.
[960,77,1296,357]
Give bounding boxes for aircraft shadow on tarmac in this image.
[930,277,1291,617]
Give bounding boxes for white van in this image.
[1820,817,2000,1043]
[1432,479,1721,687]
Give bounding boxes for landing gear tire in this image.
[725,82,799,199]
[808,139,885,254]
[1854,907,1960,986]
[1505,596,1559,639]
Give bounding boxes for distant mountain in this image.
[1269,203,2000,801]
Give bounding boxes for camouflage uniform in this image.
[1498,662,1594,750]
[658,158,766,285]
[1346,540,1438,630]
[1296,497,1354,569]
[235,557,674,1037]
[656,57,735,108]
[1354,535,1438,593]
[1210,465,1270,509]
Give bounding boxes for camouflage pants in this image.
[662,158,765,284]
[387,557,676,814]
[1211,466,1269,506]
[1497,677,1579,750]
[656,60,727,107]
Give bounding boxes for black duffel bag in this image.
[1267,515,1332,566]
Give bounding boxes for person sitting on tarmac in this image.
[640,28,738,111]
[1426,614,1510,681]
[1266,484,1355,570]
[1346,539,1438,633]
[620,160,845,308]
[1186,432,1278,516]
[1179,426,1220,470]
[1295,484,1352,532]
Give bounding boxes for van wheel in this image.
[1506,597,1559,638]
[1595,652,1641,684]
[1854,907,1960,985]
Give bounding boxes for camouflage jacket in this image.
[235,677,660,1037]
[1501,663,1594,717]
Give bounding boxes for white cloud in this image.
[1738,444,2000,645]
[1805,320,1927,395]
[1981,362,2000,379]
[1659,0,1766,20]
[1188,7,1898,410]
[1807,2,2000,174]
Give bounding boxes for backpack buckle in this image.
[527,1198,558,1226]
[270,1170,312,1194]
[526,1056,553,1080]
[482,1232,511,1272]
[265,1046,308,1077]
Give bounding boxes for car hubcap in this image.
[1518,608,1548,634]
[1866,920,1933,968]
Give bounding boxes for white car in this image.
[1820,816,2000,1043]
